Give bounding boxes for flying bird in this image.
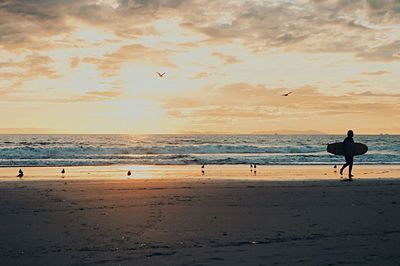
[157,72,166,78]
[282,92,292,96]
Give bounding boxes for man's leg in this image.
[348,156,354,179]
[341,155,352,175]
[340,162,348,175]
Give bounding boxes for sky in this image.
[0,0,399,134]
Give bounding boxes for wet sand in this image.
[1,164,400,181]
[1,166,400,265]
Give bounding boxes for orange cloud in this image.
[69,57,80,68]
[82,44,175,77]
[161,83,400,133]
[52,88,122,103]
[212,52,242,64]
[361,70,390,76]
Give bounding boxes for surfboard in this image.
[327,142,368,156]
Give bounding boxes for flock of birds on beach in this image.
[15,168,144,179]
[15,163,342,179]
[15,165,254,179]
[16,163,346,179]
[16,168,66,178]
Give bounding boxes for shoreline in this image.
[1,164,399,182]
[2,162,400,167]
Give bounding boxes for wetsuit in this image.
[343,136,354,164]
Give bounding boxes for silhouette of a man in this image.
[340,130,354,180]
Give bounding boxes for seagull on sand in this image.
[61,168,65,174]
[201,165,205,169]
[17,169,24,178]
[282,92,292,96]
[127,170,131,176]
[156,72,166,77]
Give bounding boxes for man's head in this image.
[347,130,354,137]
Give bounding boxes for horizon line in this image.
[0,133,398,136]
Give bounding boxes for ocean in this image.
[0,134,399,167]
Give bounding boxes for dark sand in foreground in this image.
[1,170,400,265]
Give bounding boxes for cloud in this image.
[180,0,400,61]
[0,53,60,96]
[361,70,390,76]
[343,79,368,87]
[0,127,58,134]
[0,0,398,134]
[1,0,399,62]
[23,54,60,78]
[86,89,121,98]
[69,57,80,68]
[191,72,210,79]
[344,80,364,84]
[0,0,165,51]
[162,83,400,124]
[169,106,280,119]
[212,52,241,64]
[0,1,74,50]
[356,41,400,61]
[352,91,400,97]
[82,44,175,77]
[54,88,122,103]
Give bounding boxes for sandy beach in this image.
[1,166,400,265]
[2,0,399,264]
